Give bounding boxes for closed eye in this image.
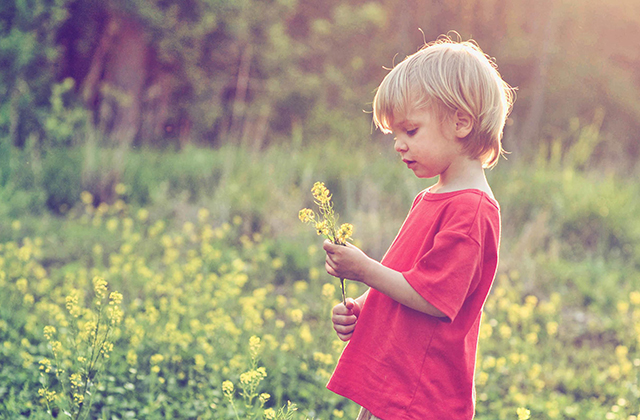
[407,128,418,137]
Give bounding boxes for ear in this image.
[453,110,474,139]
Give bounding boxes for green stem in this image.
[228,397,241,420]
[332,234,348,306]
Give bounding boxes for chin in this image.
[414,170,437,179]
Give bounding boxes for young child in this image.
[322,35,515,419]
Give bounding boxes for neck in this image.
[431,158,493,197]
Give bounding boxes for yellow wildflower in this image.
[197,208,210,223]
[299,208,315,223]
[115,183,127,195]
[38,388,56,402]
[336,223,354,245]
[109,291,123,305]
[264,408,276,420]
[150,354,164,365]
[70,373,84,388]
[315,220,329,236]
[80,191,93,205]
[137,208,149,222]
[65,291,81,317]
[93,276,108,301]
[39,358,53,373]
[311,181,331,204]
[300,181,354,304]
[259,393,270,404]
[249,336,262,358]
[517,407,531,420]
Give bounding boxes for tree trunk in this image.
[104,14,147,146]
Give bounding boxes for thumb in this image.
[344,297,361,318]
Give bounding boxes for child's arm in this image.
[323,240,446,318]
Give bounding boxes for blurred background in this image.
[1,0,639,213]
[3,1,640,418]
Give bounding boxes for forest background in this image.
[2,0,640,419]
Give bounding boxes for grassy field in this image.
[1,143,640,419]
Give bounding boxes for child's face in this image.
[390,107,462,179]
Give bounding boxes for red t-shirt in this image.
[327,189,501,420]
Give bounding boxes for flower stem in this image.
[340,278,346,306]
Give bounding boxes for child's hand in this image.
[332,298,361,341]
[323,239,371,282]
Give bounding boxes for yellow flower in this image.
[65,291,81,317]
[311,182,330,202]
[336,223,354,244]
[109,291,123,305]
[137,208,149,222]
[315,220,329,236]
[150,354,164,364]
[249,336,262,358]
[93,276,108,301]
[70,373,84,388]
[197,208,210,223]
[194,354,205,370]
[38,388,56,402]
[517,407,531,420]
[222,380,234,395]
[240,367,267,385]
[80,191,93,205]
[289,308,303,323]
[322,283,336,299]
[298,208,315,223]
[115,183,127,195]
[313,352,334,365]
[101,342,114,357]
[264,408,276,420]
[39,358,53,373]
[259,393,270,404]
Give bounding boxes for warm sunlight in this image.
[1,0,640,419]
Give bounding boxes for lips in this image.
[402,159,416,168]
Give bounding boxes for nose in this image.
[394,136,408,154]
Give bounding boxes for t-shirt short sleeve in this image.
[402,230,481,322]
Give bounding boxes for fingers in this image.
[333,300,357,316]
[336,330,354,342]
[345,298,361,317]
[323,239,336,253]
[333,318,357,341]
[325,261,335,278]
[332,308,358,328]
[332,312,357,324]
[332,301,359,341]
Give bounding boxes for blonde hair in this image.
[372,35,515,168]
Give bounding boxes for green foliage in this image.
[42,78,88,148]
[0,0,72,146]
[0,0,639,174]
[41,147,82,212]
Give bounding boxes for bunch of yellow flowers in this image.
[299,182,354,304]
